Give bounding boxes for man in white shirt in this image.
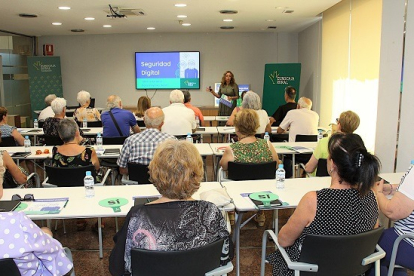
[38,94,57,121]
[277,97,319,142]
[162,90,196,136]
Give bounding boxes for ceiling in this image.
[0,0,341,36]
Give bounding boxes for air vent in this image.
[220,26,234,30]
[283,9,294,14]
[19,13,38,18]
[220,10,238,14]
[268,26,277,29]
[71,29,85,33]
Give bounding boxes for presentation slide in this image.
[135,51,200,89]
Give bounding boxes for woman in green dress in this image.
[207,71,239,116]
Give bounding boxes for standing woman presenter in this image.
[207,71,239,116]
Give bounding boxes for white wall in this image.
[38,32,298,109]
[298,21,322,115]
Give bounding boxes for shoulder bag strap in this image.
[108,109,123,136]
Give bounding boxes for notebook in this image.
[0,200,21,212]
[104,148,120,155]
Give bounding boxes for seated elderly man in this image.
[276,97,319,142]
[117,107,176,175]
[38,94,57,121]
[101,95,140,137]
[161,90,196,136]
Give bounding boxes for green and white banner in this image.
[27,56,63,118]
[262,63,301,115]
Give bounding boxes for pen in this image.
[63,200,69,208]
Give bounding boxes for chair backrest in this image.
[228,161,277,181]
[131,238,224,276]
[0,258,20,276]
[298,227,384,276]
[42,135,64,145]
[45,165,96,187]
[295,134,318,142]
[315,159,329,177]
[103,136,127,145]
[127,163,151,184]
[77,120,102,127]
[271,133,289,142]
[38,120,45,128]
[136,120,145,127]
[0,136,16,147]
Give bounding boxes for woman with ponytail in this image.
[267,133,380,276]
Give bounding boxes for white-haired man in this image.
[117,107,176,175]
[101,95,140,137]
[161,90,196,136]
[277,97,319,142]
[38,94,57,121]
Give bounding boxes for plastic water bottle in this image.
[84,171,95,198]
[186,133,193,143]
[195,116,200,128]
[318,130,323,141]
[96,132,103,151]
[276,164,285,189]
[33,119,38,129]
[82,118,87,128]
[24,136,31,152]
[409,160,414,172]
[264,132,270,141]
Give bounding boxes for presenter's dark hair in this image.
[221,71,236,86]
[285,86,297,100]
[328,133,380,196]
[182,90,191,104]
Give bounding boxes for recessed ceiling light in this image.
[84,17,95,21]
[275,6,284,10]
[58,6,71,10]
[52,22,62,26]
[182,23,191,26]
[175,3,187,7]
[223,19,233,22]
[103,25,112,28]
[177,15,187,18]
[266,19,275,22]
[147,27,156,30]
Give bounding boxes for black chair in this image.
[38,120,45,128]
[131,238,233,276]
[0,136,16,146]
[0,258,20,276]
[295,134,318,142]
[121,163,151,185]
[315,159,329,177]
[271,133,289,142]
[261,227,385,276]
[102,136,127,145]
[136,120,145,127]
[387,232,414,275]
[43,165,110,187]
[219,161,277,182]
[39,135,64,146]
[77,120,102,127]
[293,134,318,177]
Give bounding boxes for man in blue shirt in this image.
[101,95,140,137]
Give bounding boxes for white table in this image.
[18,127,103,145]
[222,177,331,276]
[1,182,231,258]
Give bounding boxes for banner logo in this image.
[184,80,196,87]
[269,71,295,85]
[33,61,56,72]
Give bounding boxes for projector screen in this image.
[135,51,200,90]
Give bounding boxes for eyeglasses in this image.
[11,194,35,201]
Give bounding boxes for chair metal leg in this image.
[115,217,119,232]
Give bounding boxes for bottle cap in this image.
[278,164,284,169]
[187,133,191,136]
[34,119,37,121]
[86,171,92,176]
[25,136,29,139]
[97,132,101,137]
[265,132,268,135]
[411,160,414,165]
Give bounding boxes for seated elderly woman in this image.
[43,97,84,138]
[0,107,25,146]
[267,133,380,276]
[109,140,232,275]
[370,164,414,275]
[51,118,99,231]
[220,109,280,226]
[0,212,73,275]
[73,90,101,122]
[226,91,271,134]
[305,110,360,175]
[0,135,28,191]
